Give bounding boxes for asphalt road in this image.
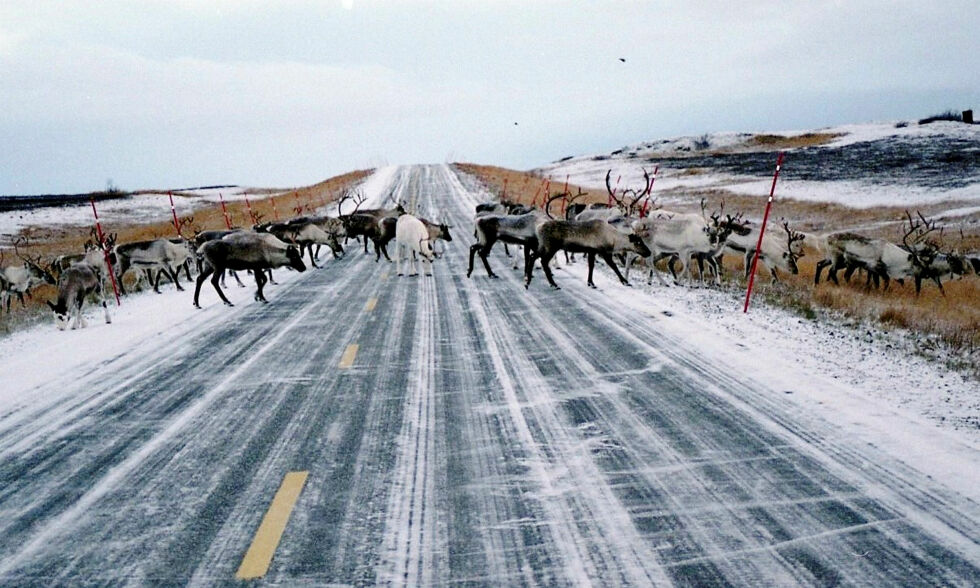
[0,165,977,586]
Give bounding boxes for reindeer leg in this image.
[210,269,234,306]
[99,285,111,324]
[586,252,598,288]
[601,252,630,286]
[467,243,479,277]
[193,267,210,308]
[254,270,269,302]
[814,259,830,284]
[167,266,184,291]
[541,252,560,290]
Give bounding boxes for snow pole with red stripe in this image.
[168,192,182,238]
[218,193,233,229]
[531,177,547,207]
[244,194,258,225]
[640,166,659,218]
[743,152,785,313]
[89,196,121,305]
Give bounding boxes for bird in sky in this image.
[619,57,626,63]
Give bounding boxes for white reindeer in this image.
[395,214,435,277]
[630,211,736,287]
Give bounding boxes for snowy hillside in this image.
[534,121,980,212]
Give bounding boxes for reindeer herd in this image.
[0,189,453,329]
[467,170,979,297]
[1,171,977,331]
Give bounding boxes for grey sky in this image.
[1,1,976,195]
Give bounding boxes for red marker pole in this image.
[244,194,258,225]
[218,193,233,229]
[168,192,183,237]
[531,178,546,207]
[89,196,121,305]
[743,152,785,313]
[502,178,508,200]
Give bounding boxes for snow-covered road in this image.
[0,165,977,586]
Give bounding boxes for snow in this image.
[0,186,281,241]
[553,261,980,503]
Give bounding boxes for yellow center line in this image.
[364,297,378,312]
[338,344,359,369]
[236,471,309,580]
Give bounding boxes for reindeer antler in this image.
[544,192,566,220]
[605,169,651,216]
[782,219,806,254]
[902,210,942,267]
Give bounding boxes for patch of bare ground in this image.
[747,132,843,150]
[458,164,980,377]
[0,169,370,333]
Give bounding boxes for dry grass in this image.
[454,163,607,209]
[459,164,980,370]
[0,169,370,332]
[748,132,843,150]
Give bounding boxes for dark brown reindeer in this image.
[194,232,306,308]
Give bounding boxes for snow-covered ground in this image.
[534,121,980,211]
[2,160,977,506]
[0,186,282,242]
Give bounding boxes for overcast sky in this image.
[1,1,977,195]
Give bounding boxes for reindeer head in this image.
[13,237,57,285]
[782,220,806,274]
[46,299,71,330]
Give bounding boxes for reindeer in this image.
[395,214,437,277]
[815,211,945,295]
[193,229,247,287]
[723,220,805,283]
[46,263,111,330]
[337,189,405,253]
[0,239,58,313]
[629,203,740,287]
[194,232,306,307]
[468,205,550,279]
[114,238,195,294]
[526,194,651,289]
[255,219,343,268]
